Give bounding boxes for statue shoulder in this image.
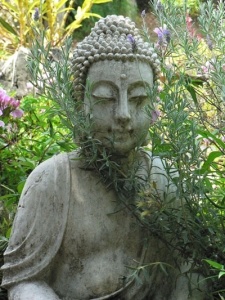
[16,151,72,212]
[142,149,167,174]
[143,149,178,178]
[27,151,70,180]
[2,152,72,287]
[19,152,72,197]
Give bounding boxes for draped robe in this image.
[1,151,205,299]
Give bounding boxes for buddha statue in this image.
[1,15,207,300]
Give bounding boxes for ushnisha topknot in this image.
[72,15,160,96]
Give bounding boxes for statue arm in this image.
[8,281,60,300]
[1,153,70,293]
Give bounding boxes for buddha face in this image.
[84,60,154,155]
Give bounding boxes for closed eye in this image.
[92,96,116,103]
[129,95,148,104]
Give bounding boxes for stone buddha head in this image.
[72,15,160,155]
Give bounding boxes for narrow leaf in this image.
[55,0,68,10]
[93,0,113,3]
[219,271,225,279]
[84,12,102,18]
[0,17,18,36]
[204,259,224,270]
[197,129,225,149]
[199,151,223,173]
[185,84,198,106]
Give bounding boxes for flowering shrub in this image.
[0,88,23,128]
[138,0,225,297]
[0,0,112,52]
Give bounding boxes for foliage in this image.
[0,0,112,53]
[139,0,225,297]
[26,1,225,297]
[0,94,75,237]
[0,91,76,295]
[204,259,225,279]
[71,0,137,41]
[1,1,225,299]
[160,0,201,15]
[27,32,84,138]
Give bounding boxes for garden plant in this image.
[0,0,112,52]
[0,0,225,299]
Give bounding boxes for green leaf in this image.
[199,151,223,173]
[84,12,102,18]
[6,227,11,239]
[204,259,224,270]
[219,271,225,278]
[93,0,113,3]
[185,84,198,106]
[0,16,18,36]
[159,263,169,275]
[55,0,68,10]
[197,129,225,149]
[0,194,18,201]
[17,181,26,194]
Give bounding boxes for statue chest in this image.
[50,168,150,299]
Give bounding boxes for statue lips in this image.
[111,128,133,139]
[111,127,133,134]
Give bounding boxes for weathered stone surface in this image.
[1,15,209,300]
[0,47,33,99]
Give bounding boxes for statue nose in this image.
[115,94,131,123]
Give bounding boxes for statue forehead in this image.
[86,60,154,85]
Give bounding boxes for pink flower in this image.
[151,109,161,124]
[203,138,211,147]
[0,88,11,109]
[10,99,20,108]
[0,88,23,121]
[186,14,202,41]
[157,86,163,92]
[201,61,214,76]
[10,109,24,118]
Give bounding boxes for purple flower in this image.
[0,88,23,119]
[0,120,5,127]
[156,1,164,11]
[10,99,20,109]
[127,34,137,52]
[33,7,40,21]
[10,109,24,118]
[127,34,135,44]
[163,29,171,43]
[154,27,171,45]
[141,10,146,18]
[0,88,10,110]
[154,28,164,45]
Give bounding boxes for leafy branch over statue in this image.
[1,14,210,300]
